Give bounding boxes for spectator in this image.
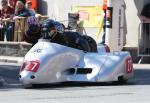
[1,0,14,19]
[13,0,33,42]
[14,0,32,17]
[139,3,150,35]
[139,3,150,21]
[1,0,15,41]
[0,9,1,16]
[26,0,37,11]
[9,0,17,10]
[139,3,150,54]
[26,0,36,16]
[0,10,5,41]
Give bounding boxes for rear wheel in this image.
[112,76,127,85]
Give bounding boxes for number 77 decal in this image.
[25,61,40,72]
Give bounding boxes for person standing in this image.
[9,0,17,10]
[26,0,36,16]
[1,0,14,19]
[13,0,32,41]
[139,3,150,54]
[140,3,150,21]
[14,0,31,17]
[1,0,15,41]
[0,9,5,41]
[26,0,37,11]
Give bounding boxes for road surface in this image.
[0,64,150,103]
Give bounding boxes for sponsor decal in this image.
[31,48,42,53]
[78,10,89,20]
[125,58,133,73]
[72,6,103,27]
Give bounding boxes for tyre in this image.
[118,76,127,84]
[111,76,128,85]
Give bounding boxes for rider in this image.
[25,16,95,52]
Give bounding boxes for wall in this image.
[124,0,150,47]
[123,0,140,47]
[38,0,102,20]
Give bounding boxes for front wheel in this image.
[117,76,127,85]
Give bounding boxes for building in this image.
[37,0,150,62]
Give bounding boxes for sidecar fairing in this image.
[19,39,133,86]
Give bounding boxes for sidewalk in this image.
[0,56,24,66]
[0,42,31,66]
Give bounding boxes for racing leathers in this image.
[26,19,96,52]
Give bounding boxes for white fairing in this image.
[20,40,84,84]
[19,40,133,85]
[70,52,133,82]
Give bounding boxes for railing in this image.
[138,21,150,56]
[0,14,49,42]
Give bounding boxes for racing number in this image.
[25,61,40,72]
[125,58,133,73]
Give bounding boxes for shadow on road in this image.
[0,65,20,84]
[129,69,150,85]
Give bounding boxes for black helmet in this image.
[41,20,57,39]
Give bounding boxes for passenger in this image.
[25,16,41,45]
[37,19,95,52]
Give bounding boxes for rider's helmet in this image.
[41,19,57,39]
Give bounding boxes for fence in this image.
[138,21,150,56]
[0,14,49,42]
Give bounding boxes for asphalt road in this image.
[0,64,150,103]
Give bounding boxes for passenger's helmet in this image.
[27,16,39,26]
[27,16,40,32]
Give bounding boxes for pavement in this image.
[0,56,24,66]
[0,42,31,66]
